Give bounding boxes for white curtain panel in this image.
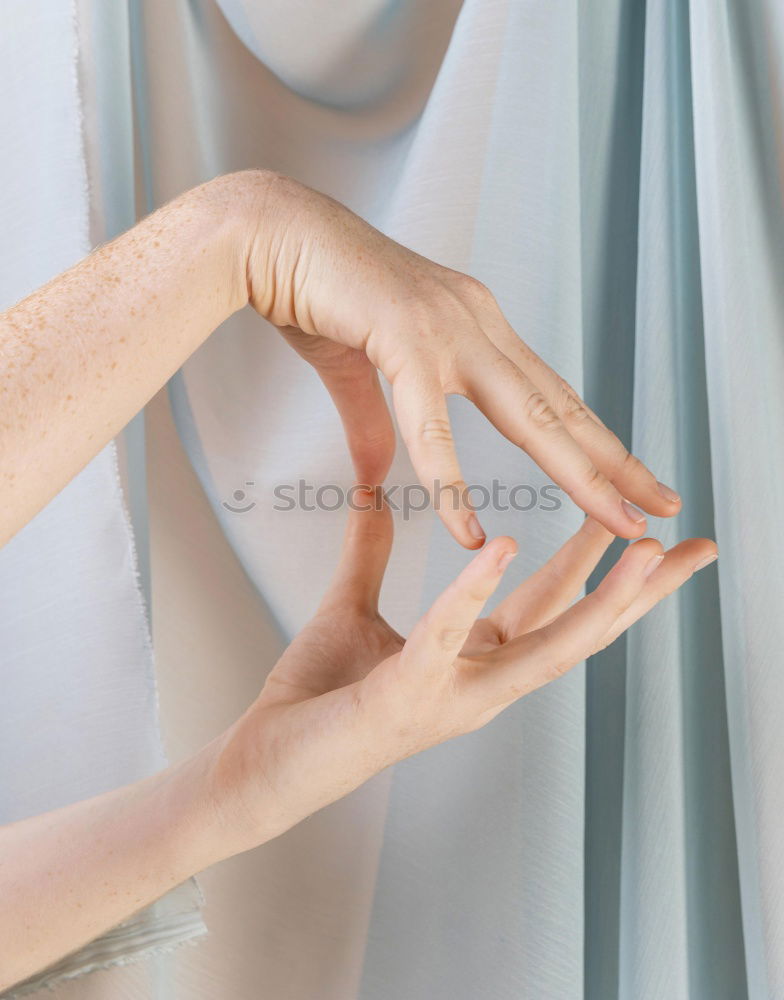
[0,4,205,997]
[4,0,783,997]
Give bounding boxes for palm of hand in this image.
[262,609,403,703]
[261,587,507,708]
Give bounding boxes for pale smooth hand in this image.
[209,493,715,852]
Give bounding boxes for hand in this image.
[208,490,716,853]
[0,497,714,991]
[241,170,682,548]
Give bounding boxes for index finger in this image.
[392,369,487,549]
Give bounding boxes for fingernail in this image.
[644,553,664,578]
[467,513,485,541]
[498,550,518,573]
[694,553,718,572]
[622,499,647,524]
[656,481,681,504]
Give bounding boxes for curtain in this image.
[0,3,206,998]
[10,0,784,997]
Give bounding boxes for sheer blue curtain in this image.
[8,1,784,996]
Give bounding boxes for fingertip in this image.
[466,512,486,544]
[349,484,389,516]
[628,535,664,557]
[655,480,682,505]
[478,535,518,574]
[662,497,683,516]
[614,518,649,540]
[621,498,648,531]
[592,498,650,539]
[449,525,484,550]
[691,539,718,572]
[619,536,664,575]
[643,495,682,520]
[455,537,516,587]
[445,510,486,549]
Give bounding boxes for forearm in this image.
[0,169,271,546]
[0,740,228,991]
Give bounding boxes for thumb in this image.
[402,536,518,677]
[321,363,396,485]
[319,487,393,615]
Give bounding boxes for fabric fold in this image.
[4,0,783,995]
[689,1,784,995]
[0,3,205,994]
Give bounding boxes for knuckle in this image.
[616,448,645,479]
[465,584,490,604]
[439,357,469,397]
[455,273,495,306]
[560,385,591,423]
[419,418,454,446]
[582,463,609,492]
[442,377,469,398]
[524,391,561,432]
[437,625,470,649]
[555,375,578,398]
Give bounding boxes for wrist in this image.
[194,169,280,318]
[221,168,322,328]
[196,710,287,858]
[214,168,288,319]
[140,740,237,877]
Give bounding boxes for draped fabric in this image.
[8,0,784,997]
[0,4,206,998]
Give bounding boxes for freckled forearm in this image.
[0,170,272,545]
